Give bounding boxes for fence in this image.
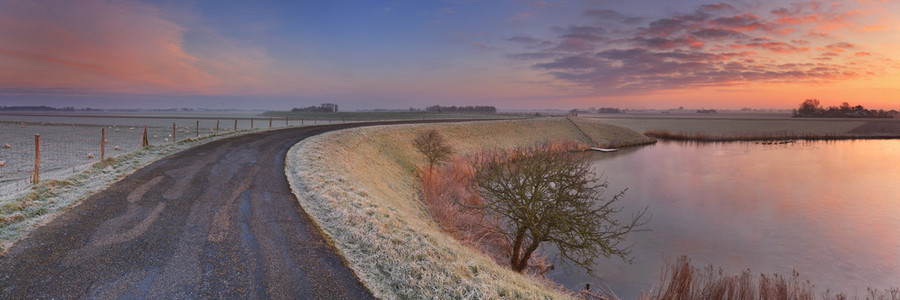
[0,117,304,195]
[0,112,531,197]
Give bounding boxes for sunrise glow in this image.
[1,0,899,110]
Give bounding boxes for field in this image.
[0,112,294,196]
[285,117,652,299]
[583,112,880,137]
[0,111,510,197]
[262,110,529,121]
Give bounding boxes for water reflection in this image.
[549,140,900,298]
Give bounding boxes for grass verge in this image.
[285,117,653,299]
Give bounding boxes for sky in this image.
[1,0,899,110]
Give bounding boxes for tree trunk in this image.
[514,238,542,272]
[510,227,527,272]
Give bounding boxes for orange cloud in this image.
[0,0,274,95]
[860,24,888,32]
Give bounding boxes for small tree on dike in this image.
[472,144,648,273]
[413,130,453,170]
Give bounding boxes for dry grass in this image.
[568,117,657,148]
[285,118,653,299]
[641,256,899,300]
[418,145,598,276]
[644,129,900,142]
[588,116,866,137]
[643,129,835,142]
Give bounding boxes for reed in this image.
[641,256,899,300]
[641,129,894,142]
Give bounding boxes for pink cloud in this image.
[0,0,273,95]
[509,12,534,21]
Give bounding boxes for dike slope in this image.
[285,117,652,299]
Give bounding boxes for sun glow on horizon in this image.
[0,0,898,110]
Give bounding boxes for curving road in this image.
[0,121,452,299]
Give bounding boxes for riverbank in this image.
[284,117,653,299]
[584,114,900,142]
[643,129,900,142]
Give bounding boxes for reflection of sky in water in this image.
[547,140,900,298]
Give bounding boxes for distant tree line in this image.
[425,105,496,113]
[0,106,77,111]
[793,99,896,118]
[696,109,717,114]
[292,103,338,113]
[569,107,623,114]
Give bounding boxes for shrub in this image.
[413,129,453,169]
[470,143,648,273]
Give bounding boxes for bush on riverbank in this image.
[417,141,590,276]
[286,118,653,299]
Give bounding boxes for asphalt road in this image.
[0,122,430,299]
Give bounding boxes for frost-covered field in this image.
[0,112,293,195]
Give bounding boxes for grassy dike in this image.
[285,117,653,299]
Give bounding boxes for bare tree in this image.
[471,144,648,273]
[413,130,453,169]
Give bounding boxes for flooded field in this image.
[548,140,900,298]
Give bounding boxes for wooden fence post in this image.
[196,121,199,138]
[301,118,304,125]
[173,122,176,142]
[142,125,149,147]
[216,120,220,134]
[234,119,237,131]
[269,118,272,128]
[285,117,288,126]
[33,134,40,184]
[101,128,106,160]
[251,118,254,129]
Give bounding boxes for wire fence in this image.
[0,117,302,195]
[0,112,540,197]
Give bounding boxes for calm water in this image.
[548,140,900,298]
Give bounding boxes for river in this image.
[547,140,900,298]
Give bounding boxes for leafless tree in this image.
[413,130,453,170]
[471,144,648,273]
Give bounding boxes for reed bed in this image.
[643,129,900,142]
[641,256,899,300]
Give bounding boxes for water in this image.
[547,140,900,298]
